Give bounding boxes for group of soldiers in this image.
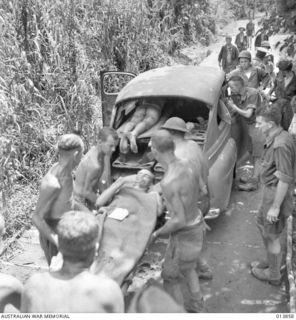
[1,19,296,314]
[218,18,296,292]
[0,118,211,312]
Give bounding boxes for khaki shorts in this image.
[162,220,204,280]
[256,185,287,240]
[247,123,264,158]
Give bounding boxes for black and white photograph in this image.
[0,0,296,317]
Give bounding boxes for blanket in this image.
[91,186,159,286]
[128,279,185,313]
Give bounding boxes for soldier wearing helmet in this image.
[227,50,270,90]
[161,117,213,281]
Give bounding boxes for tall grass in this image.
[0,0,215,236]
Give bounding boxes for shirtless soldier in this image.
[120,98,164,154]
[21,210,124,312]
[0,230,23,312]
[162,117,212,280]
[74,127,118,210]
[33,134,84,265]
[150,130,205,312]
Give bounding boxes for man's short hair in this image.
[57,211,99,262]
[229,75,245,86]
[58,134,84,151]
[256,105,282,126]
[138,169,154,179]
[98,127,118,142]
[151,130,175,153]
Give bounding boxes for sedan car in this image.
[100,65,243,217]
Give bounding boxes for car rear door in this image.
[99,71,136,191]
[100,71,136,126]
[207,99,237,211]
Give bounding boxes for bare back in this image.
[74,147,104,201]
[21,271,124,313]
[161,159,201,226]
[175,140,209,183]
[0,274,23,312]
[36,163,74,220]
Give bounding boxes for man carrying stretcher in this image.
[150,129,205,312]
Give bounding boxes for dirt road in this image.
[131,183,288,313]
[0,15,290,313]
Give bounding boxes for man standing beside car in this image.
[251,107,295,285]
[226,75,265,191]
[161,117,213,280]
[150,129,205,313]
[73,127,118,210]
[218,35,239,74]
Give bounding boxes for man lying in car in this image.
[119,98,165,156]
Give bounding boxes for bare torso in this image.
[0,274,23,312]
[74,146,104,202]
[21,271,124,313]
[161,159,201,226]
[38,163,74,220]
[174,139,209,183]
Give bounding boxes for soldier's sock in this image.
[267,252,282,280]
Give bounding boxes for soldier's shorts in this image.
[256,185,288,240]
[247,123,264,158]
[39,218,59,265]
[162,218,204,311]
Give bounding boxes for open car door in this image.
[100,71,136,126]
[99,71,136,191]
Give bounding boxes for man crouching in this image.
[150,130,204,312]
[21,211,124,313]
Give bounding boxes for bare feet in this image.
[129,133,138,153]
[119,134,129,154]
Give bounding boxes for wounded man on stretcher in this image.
[90,169,163,286]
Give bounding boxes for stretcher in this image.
[91,186,159,288]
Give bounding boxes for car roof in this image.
[115,65,225,107]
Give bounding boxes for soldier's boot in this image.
[250,260,269,269]
[196,260,213,280]
[251,252,282,286]
[185,293,204,313]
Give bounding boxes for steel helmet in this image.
[238,50,252,61]
[161,117,188,133]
